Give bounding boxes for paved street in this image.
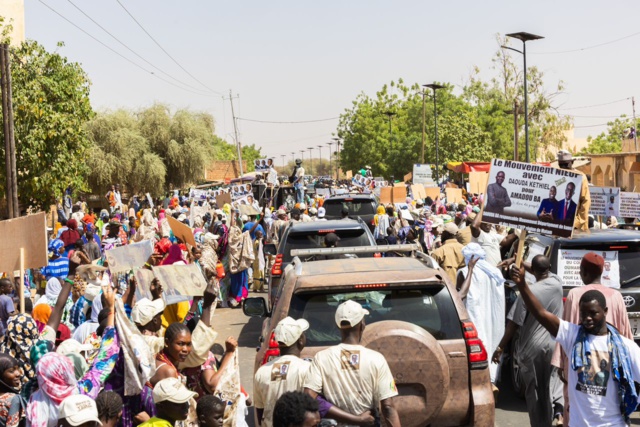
[214,295,640,426]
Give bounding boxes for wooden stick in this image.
[515,230,527,267]
[19,248,24,314]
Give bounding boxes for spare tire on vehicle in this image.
[361,320,449,427]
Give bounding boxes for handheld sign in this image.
[106,240,154,274]
[620,192,640,218]
[482,158,582,238]
[0,212,47,274]
[167,216,196,248]
[152,264,207,304]
[589,187,621,218]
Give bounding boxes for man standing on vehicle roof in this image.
[304,301,400,427]
[494,255,563,426]
[556,150,591,231]
[550,252,632,425]
[292,159,306,204]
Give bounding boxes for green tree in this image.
[1,39,94,210]
[580,116,635,155]
[241,144,263,172]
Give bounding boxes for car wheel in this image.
[361,320,449,427]
[509,333,525,399]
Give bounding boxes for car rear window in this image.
[323,199,375,217]
[283,228,372,262]
[287,285,463,346]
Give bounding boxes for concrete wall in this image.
[0,0,24,45]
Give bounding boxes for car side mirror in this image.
[263,243,277,256]
[243,297,269,317]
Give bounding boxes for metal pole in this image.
[336,141,341,181]
[633,97,638,151]
[523,41,530,163]
[514,100,519,160]
[327,142,332,178]
[421,90,426,164]
[433,90,439,184]
[317,145,322,175]
[281,154,285,169]
[229,90,244,177]
[308,147,313,176]
[1,45,17,218]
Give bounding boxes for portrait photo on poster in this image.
[482,158,583,238]
[589,187,621,218]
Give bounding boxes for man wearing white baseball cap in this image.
[304,300,400,427]
[254,317,311,427]
[139,377,196,427]
[131,298,166,333]
[58,394,103,427]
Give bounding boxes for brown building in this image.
[589,140,640,191]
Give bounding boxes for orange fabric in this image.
[32,304,52,324]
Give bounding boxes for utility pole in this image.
[421,90,426,164]
[308,147,314,176]
[633,97,638,151]
[317,145,323,175]
[281,154,286,170]
[1,44,18,218]
[505,101,524,161]
[332,137,341,181]
[327,142,333,179]
[228,90,243,178]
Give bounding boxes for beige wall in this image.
[0,0,24,46]
[591,154,640,191]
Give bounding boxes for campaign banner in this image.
[413,164,437,187]
[254,158,274,172]
[105,240,154,274]
[351,175,372,188]
[620,192,640,218]
[482,158,583,238]
[152,263,207,304]
[189,188,209,200]
[230,184,252,201]
[589,187,621,218]
[558,249,620,289]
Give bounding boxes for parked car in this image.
[322,193,378,231]
[244,245,495,427]
[264,219,376,309]
[506,228,640,396]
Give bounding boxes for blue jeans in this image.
[294,183,304,204]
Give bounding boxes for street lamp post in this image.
[327,142,333,179]
[308,147,314,176]
[503,32,544,163]
[332,137,341,181]
[317,145,323,176]
[281,154,286,170]
[424,83,445,184]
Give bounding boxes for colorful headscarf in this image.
[32,304,52,333]
[47,239,63,255]
[26,352,78,427]
[0,314,39,381]
[161,244,185,266]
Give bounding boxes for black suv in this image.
[322,193,378,231]
[264,219,376,309]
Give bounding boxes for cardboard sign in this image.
[411,184,426,200]
[134,268,156,302]
[393,182,405,188]
[392,186,407,203]
[152,264,207,303]
[620,192,640,218]
[238,203,261,216]
[589,187,621,218]
[105,240,154,274]
[167,216,196,248]
[445,188,463,204]
[253,158,274,172]
[346,170,353,179]
[379,187,392,205]
[413,164,436,187]
[0,212,48,274]
[425,187,441,201]
[403,172,412,182]
[558,249,620,289]
[482,158,583,238]
[215,192,232,208]
[469,172,489,194]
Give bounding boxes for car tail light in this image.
[563,297,566,304]
[271,254,283,277]
[462,321,488,369]
[261,331,280,365]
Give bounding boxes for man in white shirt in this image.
[304,301,400,427]
[470,212,502,267]
[511,266,640,427]
[293,159,305,204]
[254,317,312,427]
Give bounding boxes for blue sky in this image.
[24,1,640,161]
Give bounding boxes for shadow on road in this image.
[236,312,264,348]
[495,362,528,415]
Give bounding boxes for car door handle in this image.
[447,352,465,358]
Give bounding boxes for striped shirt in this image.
[40,257,69,279]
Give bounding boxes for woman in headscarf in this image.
[0,315,39,382]
[26,290,119,427]
[0,353,26,427]
[33,279,73,331]
[373,205,390,240]
[59,219,81,251]
[161,244,185,266]
[31,305,51,334]
[199,233,220,299]
[134,209,158,243]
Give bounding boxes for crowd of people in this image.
[0,151,637,427]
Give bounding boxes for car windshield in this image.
[283,228,371,262]
[288,285,463,346]
[323,199,375,217]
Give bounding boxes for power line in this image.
[531,31,640,55]
[573,123,610,129]
[37,0,221,98]
[561,114,629,119]
[65,0,216,96]
[115,0,222,96]
[238,116,340,124]
[559,97,631,111]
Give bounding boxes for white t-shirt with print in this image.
[555,320,640,427]
[304,343,398,416]
[253,355,311,427]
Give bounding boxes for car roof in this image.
[287,219,367,233]
[291,257,445,291]
[530,228,640,245]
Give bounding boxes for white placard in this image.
[558,249,620,289]
[620,192,640,218]
[413,164,437,187]
[152,263,207,304]
[589,187,621,218]
[254,158,274,172]
[105,240,154,274]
